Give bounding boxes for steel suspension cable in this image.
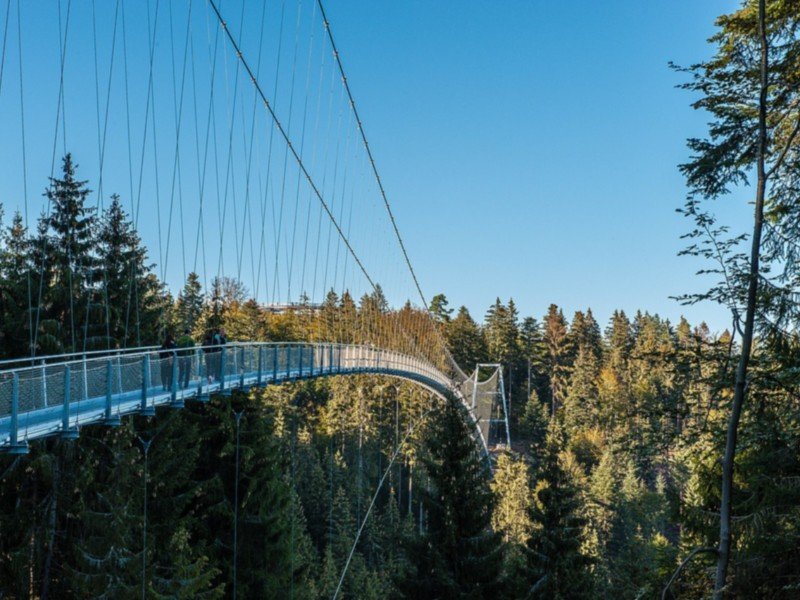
[14,0,33,358]
[206,0,378,293]
[316,0,428,310]
[0,0,10,95]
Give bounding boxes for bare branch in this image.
[662,547,717,600]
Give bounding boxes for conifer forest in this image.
[2,0,800,598]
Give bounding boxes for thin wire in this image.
[207,0,378,292]
[254,0,286,303]
[271,0,303,304]
[163,0,193,286]
[0,0,10,95]
[332,407,433,600]
[14,0,33,358]
[316,0,427,309]
[232,410,244,600]
[32,0,73,356]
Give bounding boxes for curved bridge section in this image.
[0,343,481,455]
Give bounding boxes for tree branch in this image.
[766,110,800,179]
[662,547,717,600]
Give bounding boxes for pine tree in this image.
[429,293,453,323]
[446,306,487,372]
[175,272,204,334]
[542,304,571,416]
[526,426,593,598]
[0,211,35,357]
[151,528,224,599]
[408,398,503,599]
[40,154,97,351]
[97,194,162,347]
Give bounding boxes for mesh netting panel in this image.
[0,377,12,418]
[118,360,144,395]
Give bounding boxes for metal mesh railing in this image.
[0,342,470,451]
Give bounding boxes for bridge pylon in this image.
[467,364,511,451]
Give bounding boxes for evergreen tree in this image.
[526,426,593,598]
[429,293,453,323]
[40,154,97,351]
[97,195,162,347]
[408,398,503,599]
[175,272,204,334]
[0,211,34,357]
[446,306,487,372]
[542,304,571,416]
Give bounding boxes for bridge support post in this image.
[104,360,121,426]
[257,346,263,386]
[328,345,333,374]
[8,373,29,454]
[60,366,78,439]
[273,346,278,381]
[141,355,155,416]
[309,345,314,377]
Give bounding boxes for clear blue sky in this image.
[319,0,745,332]
[0,0,748,333]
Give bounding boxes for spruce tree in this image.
[446,306,487,372]
[409,398,503,599]
[96,194,161,346]
[542,304,571,416]
[40,154,97,352]
[0,211,34,357]
[175,272,204,334]
[526,426,593,598]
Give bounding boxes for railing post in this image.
[257,346,263,386]
[220,347,227,393]
[171,350,179,403]
[273,345,279,381]
[239,346,245,389]
[60,366,78,439]
[298,345,304,379]
[309,345,314,377]
[8,373,28,453]
[141,354,155,416]
[82,356,88,405]
[104,359,120,426]
[40,359,47,409]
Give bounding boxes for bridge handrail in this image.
[0,342,450,423]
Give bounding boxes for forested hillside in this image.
[2,0,800,597]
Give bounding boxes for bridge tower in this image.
[467,364,511,451]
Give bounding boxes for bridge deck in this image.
[0,343,462,454]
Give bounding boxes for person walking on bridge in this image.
[212,328,227,381]
[176,328,195,389]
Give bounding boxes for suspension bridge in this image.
[0,0,510,459]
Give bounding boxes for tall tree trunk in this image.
[41,454,61,600]
[713,0,769,595]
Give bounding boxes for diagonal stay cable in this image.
[206,0,377,292]
[315,0,463,379]
[316,0,427,309]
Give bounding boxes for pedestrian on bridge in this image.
[159,333,177,390]
[176,329,195,389]
[212,328,227,381]
[202,332,214,384]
